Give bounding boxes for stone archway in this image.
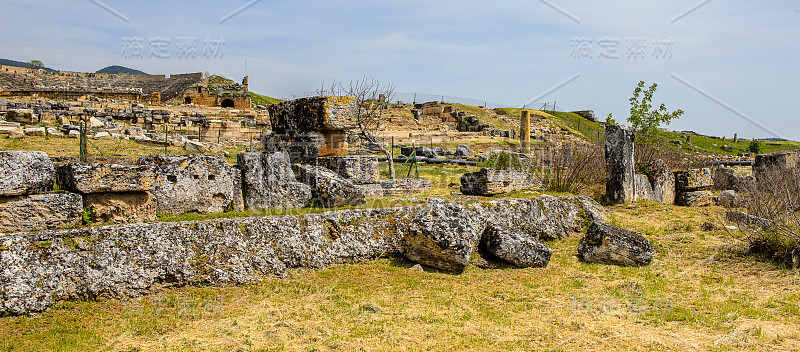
[220,99,235,108]
[184,97,192,104]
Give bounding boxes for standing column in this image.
[520,110,531,154]
[605,125,636,204]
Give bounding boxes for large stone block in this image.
[676,190,714,207]
[0,151,54,196]
[139,154,236,214]
[0,193,82,233]
[377,178,432,197]
[238,152,311,211]
[315,155,379,185]
[713,167,754,192]
[460,168,541,196]
[674,168,714,191]
[481,223,552,268]
[577,221,654,266]
[84,192,157,224]
[633,174,655,202]
[5,109,37,124]
[268,96,357,133]
[605,125,636,204]
[647,160,675,205]
[401,199,486,273]
[293,164,365,208]
[56,163,155,194]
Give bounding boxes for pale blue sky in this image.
[1,0,798,140]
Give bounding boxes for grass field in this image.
[1,203,798,352]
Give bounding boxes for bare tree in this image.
[317,76,397,179]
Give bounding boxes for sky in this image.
[1,0,799,140]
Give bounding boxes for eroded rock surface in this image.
[577,221,654,266]
[0,151,54,196]
[0,193,82,233]
[481,223,552,268]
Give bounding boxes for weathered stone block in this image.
[139,154,235,214]
[481,223,552,268]
[577,221,654,266]
[401,199,486,273]
[238,152,311,211]
[633,174,655,202]
[0,151,54,196]
[754,149,800,174]
[716,190,739,208]
[316,155,379,185]
[605,125,636,204]
[23,127,45,136]
[293,164,365,208]
[674,168,714,191]
[647,160,675,205]
[56,163,155,194]
[676,190,714,207]
[0,193,82,233]
[5,109,37,124]
[460,168,541,196]
[268,96,357,133]
[713,167,754,192]
[378,178,432,196]
[84,192,157,223]
[454,144,471,159]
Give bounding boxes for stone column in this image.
[520,110,531,154]
[605,125,636,204]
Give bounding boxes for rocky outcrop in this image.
[238,152,311,211]
[139,154,236,214]
[460,168,541,196]
[293,164,365,208]
[481,224,552,268]
[0,193,83,233]
[401,199,486,273]
[0,151,54,196]
[577,221,654,266]
[84,192,157,223]
[56,163,155,194]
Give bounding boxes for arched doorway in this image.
[184,97,192,104]
[220,99,235,108]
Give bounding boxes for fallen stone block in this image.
[93,131,111,139]
[577,221,654,266]
[454,144,471,158]
[139,154,236,214]
[647,159,675,205]
[23,127,46,136]
[634,174,655,202]
[84,192,157,224]
[401,199,486,273]
[0,151,54,196]
[378,178,432,197]
[676,190,714,207]
[315,155,379,185]
[56,163,156,194]
[481,223,552,268]
[184,140,208,153]
[0,193,83,233]
[238,152,311,211]
[460,168,541,196]
[674,168,714,191]
[716,190,739,208]
[293,164,364,208]
[5,109,37,124]
[713,167,754,192]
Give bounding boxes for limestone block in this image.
[237,152,311,211]
[460,168,541,196]
[577,221,654,266]
[0,151,54,196]
[268,96,357,133]
[605,125,636,204]
[23,127,46,136]
[56,163,156,194]
[377,178,432,197]
[5,109,37,124]
[139,154,235,214]
[315,155,379,185]
[676,190,714,207]
[293,164,365,208]
[674,168,714,191]
[184,140,208,153]
[0,193,82,233]
[401,199,486,273]
[633,174,655,202]
[648,160,675,205]
[454,144,471,159]
[481,223,552,268]
[84,192,157,223]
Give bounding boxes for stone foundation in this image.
[460,168,541,196]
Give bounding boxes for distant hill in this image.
[0,58,57,72]
[96,65,148,75]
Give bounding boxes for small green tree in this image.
[748,140,764,154]
[627,81,684,140]
[26,60,44,69]
[605,113,617,126]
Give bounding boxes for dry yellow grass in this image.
[1,203,799,351]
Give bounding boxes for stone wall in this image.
[0,195,606,315]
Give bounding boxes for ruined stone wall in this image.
[0,195,606,315]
